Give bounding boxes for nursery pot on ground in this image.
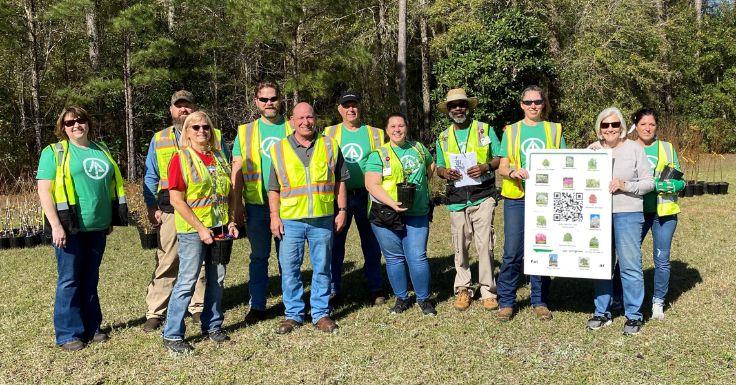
[684,181,694,197]
[10,235,24,249]
[397,182,417,210]
[695,181,705,195]
[706,182,719,194]
[0,235,9,249]
[719,182,730,194]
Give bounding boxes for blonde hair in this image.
[181,111,217,150]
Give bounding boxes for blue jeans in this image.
[163,232,226,340]
[53,230,107,345]
[496,198,550,308]
[593,212,645,320]
[278,217,334,324]
[371,215,431,301]
[643,213,677,304]
[246,203,281,311]
[331,192,384,295]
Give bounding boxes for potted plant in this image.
[397,168,417,210]
[125,183,159,250]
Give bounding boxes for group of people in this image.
[37,82,683,354]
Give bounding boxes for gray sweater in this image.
[611,139,654,213]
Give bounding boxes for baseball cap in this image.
[338,91,360,105]
[171,90,194,106]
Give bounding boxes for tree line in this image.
[1,0,733,184]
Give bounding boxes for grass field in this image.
[1,157,735,384]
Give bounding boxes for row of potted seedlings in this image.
[678,154,730,197]
[0,203,50,250]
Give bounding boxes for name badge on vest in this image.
[382,167,392,177]
[207,165,216,176]
[480,136,491,146]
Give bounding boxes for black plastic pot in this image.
[695,181,705,195]
[678,188,686,198]
[138,230,158,250]
[206,237,234,265]
[0,236,9,249]
[684,182,694,197]
[42,233,53,245]
[397,182,417,210]
[10,236,25,249]
[24,234,37,248]
[706,182,719,194]
[720,182,730,194]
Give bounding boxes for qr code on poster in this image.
[553,192,583,222]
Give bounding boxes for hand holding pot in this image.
[198,228,214,245]
[52,224,66,249]
[147,206,162,226]
[227,222,239,238]
[390,202,408,213]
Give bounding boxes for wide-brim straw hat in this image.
[437,88,478,113]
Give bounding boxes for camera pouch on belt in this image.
[110,199,129,226]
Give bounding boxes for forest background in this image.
[0,0,733,183]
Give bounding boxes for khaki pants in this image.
[145,212,205,319]
[450,197,497,299]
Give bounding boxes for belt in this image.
[347,189,368,197]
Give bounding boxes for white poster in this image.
[523,149,613,280]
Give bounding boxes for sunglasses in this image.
[447,101,468,109]
[63,118,88,127]
[257,96,279,103]
[600,122,621,129]
[191,124,211,131]
[522,99,544,106]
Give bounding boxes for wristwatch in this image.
[338,207,348,212]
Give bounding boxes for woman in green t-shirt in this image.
[37,107,126,352]
[365,113,437,316]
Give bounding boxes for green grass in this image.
[2,157,736,384]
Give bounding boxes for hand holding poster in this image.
[523,149,613,279]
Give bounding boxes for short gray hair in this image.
[594,107,627,140]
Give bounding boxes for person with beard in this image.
[141,91,227,332]
[231,82,293,324]
[435,88,502,312]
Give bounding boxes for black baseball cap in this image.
[338,91,360,105]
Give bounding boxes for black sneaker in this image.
[623,318,644,335]
[207,329,230,343]
[389,297,413,314]
[417,300,437,316]
[586,315,612,330]
[163,339,194,355]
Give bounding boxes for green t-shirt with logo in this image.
[338,125,373,190]
[498,121,567,170]
[36,142,114,231]
[643,140,681,213]
[365,141,433,216]
[233,117,290,199]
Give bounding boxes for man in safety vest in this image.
[435,88,502,312]
[324,91,386,307]
[267,102,349,334]
[231,82,294,324]
[142,90,227,332]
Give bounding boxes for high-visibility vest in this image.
[47,140,126,228]
[237,119,293,204]
[371,141,427,206]
[654,140,681,217]
[270,135,339,219]
[500,121,562,199]
[438,120,492,167]
[153,126,222,191]
[174,147,232,233]
[324,123,384,151]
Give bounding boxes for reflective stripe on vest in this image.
[500,121,562,199]
[238,119,293,204]
[324,123,384,151]
[270,135,338,219]
[174,147,231,233]
[154,126,222,191]
[655,140,681,216]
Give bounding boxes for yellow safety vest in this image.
[270,135,339,219]
[49,140,126,213]
[654,140,681,216]
[501,121,562,199]
[153,126,222,191]
[438,120,492,167]
[174,147,232,233]
[324,123,384,151]
[237,119,293,205]
[370,141,427,207]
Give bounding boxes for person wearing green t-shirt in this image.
[631,108,683,321]
[365,113,436,316]
[37,107,126,352]
[324,92,386,306]
[496,85,565,322]
[434,88,502,312]
[230,81,292,324]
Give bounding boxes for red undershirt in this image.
[167,149,215,191]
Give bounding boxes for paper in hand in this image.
[449,152,481,187]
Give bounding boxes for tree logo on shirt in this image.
[400,155,420,176]
[647,155,658,170]
[521,138,545,159]
[260,137,281,159]
[342,143,364,164]
[83,158,109,180]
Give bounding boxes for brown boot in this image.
[453,289,472,311]
[314,316,338,333]
[532,306,553,321]
[276,319,302,334]
[481,297,499,311]
[497,307,514,322]
[142,318,162,333]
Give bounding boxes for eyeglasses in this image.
[257,96,279,103]
[447,101,468,110]
[600,122,621,129]
[63,118,88,127]
[191,124,211,131]
[522,99,544,106]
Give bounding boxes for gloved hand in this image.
[656,178,675,193]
